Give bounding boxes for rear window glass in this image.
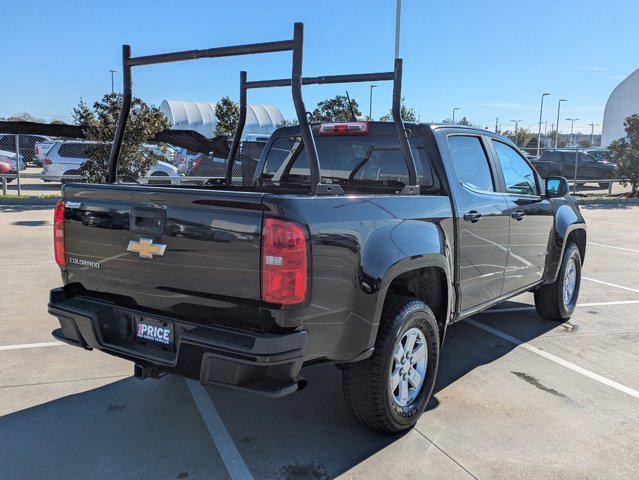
[259,135,433,188]
[58,143,90,158]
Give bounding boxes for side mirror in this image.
[545,176,569,198]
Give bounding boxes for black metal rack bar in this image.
[127,41,295,67]
[107,25,303,185]
[107,22,419,195]
[225,58,419,194]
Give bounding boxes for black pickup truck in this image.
[48,24,586,433]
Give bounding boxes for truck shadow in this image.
[0,300,561,480]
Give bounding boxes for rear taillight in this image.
[319,121,369,135]
[54,201,65,268]
[43,159,52,165]
[35,146,39,155]
[261,218,308,305]
[193,156,203,168]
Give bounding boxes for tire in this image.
[341,296,440,434]
[534,243,582,321]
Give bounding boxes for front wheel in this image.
[341,296,440,434]
[534,243,582,321]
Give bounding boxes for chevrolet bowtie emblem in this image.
[127,237,167,259]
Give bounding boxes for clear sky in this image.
[2,0,638,135]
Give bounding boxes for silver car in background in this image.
[0,150,26,171]
[41,141,180,181]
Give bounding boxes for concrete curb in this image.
[0,197,61,206]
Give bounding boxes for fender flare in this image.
[544,203,586,283]
[365,252,453,350]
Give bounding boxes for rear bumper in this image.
[48,287,308,398]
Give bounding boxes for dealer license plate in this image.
[134,316,174,350]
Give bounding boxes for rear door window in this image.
[447,135,495,192]
[260,135,433,188]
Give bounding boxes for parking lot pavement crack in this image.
[511,371,568,399]
[413,428,480,480]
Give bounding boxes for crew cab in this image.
[47,24,586,433]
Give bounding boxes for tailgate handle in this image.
[130,207,165,235]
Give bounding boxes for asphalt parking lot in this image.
[1,203,638,479]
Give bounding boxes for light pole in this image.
[554,98,566,148]
[452,107,460,124]
[394,0,402,59]
[566,118,579,146]
[368,85,378,120]
[109,69,116,94]
[588,122,599,146]
[511,119,522,134]
[537,93,551,156]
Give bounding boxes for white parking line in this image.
[483,299,639,313]
[185,379,254,480]
[0,341,66,351]
[588,242,639,254]
[465,318,639,400]
[582,276,639,294]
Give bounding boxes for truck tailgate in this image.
[62,184,265,330]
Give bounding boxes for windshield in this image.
[258,134,433,188]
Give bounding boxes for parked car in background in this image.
[174,148,205,174]
[0,134,52,166]
[0,151,26,182]
[0,149,26,173]
[34,139,58,166]
[41,141,180,182]
[528,154,563,179]
[583,148,612,163]
[186,154,231,179]
[537,149,616,185]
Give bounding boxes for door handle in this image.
[463,211,483,223]
[511,210,526,221]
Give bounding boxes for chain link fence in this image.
[0,133,632,198]
[0,134,263,196]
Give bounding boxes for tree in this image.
[457,116,471,126]
[311,95,361,122]
[503,128,534,149]
[578,139,591,148]
[276,119,298,127]
[379,98,418,122]
[609,114,639,197]
[214,96,240,137]
[73,93,169,183]
[6,112,45,123]
[544,130,569,148]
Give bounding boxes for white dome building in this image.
[602,68,639,147]
[160,100,284,139]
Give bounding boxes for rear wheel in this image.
[341,296,439,433]
[534,243,582,321]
